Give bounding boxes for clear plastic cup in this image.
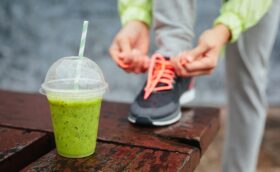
[40,56,107,158]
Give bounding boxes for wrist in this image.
[125,20,149,29]
[213,24,231,44]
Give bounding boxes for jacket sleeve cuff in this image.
[214,12,243,43]
[120,7,152,27]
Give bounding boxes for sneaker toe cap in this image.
[130,101,178,119]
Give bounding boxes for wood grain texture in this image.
[0,90,220,155]
[23,142,200,172]
[0,127,53,172]
[0,90,220,171]
[0,90,52,132]
[99,102,220,154]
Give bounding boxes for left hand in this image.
[171,24,231,77]
[109,21,150,74]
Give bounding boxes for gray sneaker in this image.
[128,54,195,126]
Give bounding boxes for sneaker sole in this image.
[128,107,182,126]
[128,89,195,126]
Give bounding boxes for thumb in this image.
[118,38,133,64]
[189,42,210,61]
[118,38,132,54]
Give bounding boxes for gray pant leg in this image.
[223,1,280,172]
[153,0,196,57]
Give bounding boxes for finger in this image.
[117,59,130,69]
[138,54,150,73]
[129,49,149,73]
[118,37,134,65]
[170,57,176,68]
[122,50,140,73]
[118,38,131,54]
[110,42,131,70]
[136,57,145,73]
[141,56,150,73]
[170,54,181,74]
[185,55,217,72]
[170,57,181,76]
[133,49,144,73]
[141,56,150,72]
[145,56,150,69]
[183,69,214,77]
[133,58,142,74]
[124,49,137,73]
[118,52,133,65]
[180,57,188,66]
[189,43,210,60]
[179,52,194,65]
[176,54,188,76]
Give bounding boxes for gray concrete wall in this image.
[0,0,279,105]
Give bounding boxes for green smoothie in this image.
[48,96,102,158]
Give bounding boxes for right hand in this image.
[171,24,231,77]
[109,21,150,73]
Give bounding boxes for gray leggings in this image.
[153,0,280,172]
[223,2,280,172]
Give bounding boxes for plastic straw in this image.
[75,21,89,89]
[78,21,89,57]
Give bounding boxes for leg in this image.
[223,1,280,172]
[153,0,196,105]
[128,0,196,126]
[153,0,196,57]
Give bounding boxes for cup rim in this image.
[40,78,108,96]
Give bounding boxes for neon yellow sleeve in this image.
[215,0,272,42]
[118,0,152,27]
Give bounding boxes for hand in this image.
[171,24,231,77]
[109,21,150,73]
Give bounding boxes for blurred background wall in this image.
[0,0,279,106]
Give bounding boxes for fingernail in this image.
[186,56,193,62]
[181,59,187,65]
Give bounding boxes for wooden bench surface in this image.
[0,90,220,172]
[0,126,53,171]
[22,143,197,172]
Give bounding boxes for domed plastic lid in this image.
[41,56,107,98]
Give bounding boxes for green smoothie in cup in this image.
[41,55,107,159]
[48,96,102,158]
[40,21,107,158]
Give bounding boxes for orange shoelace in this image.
[144,54,175,99]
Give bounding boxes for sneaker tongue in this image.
[157,82,168,87]
[155,82,174,90]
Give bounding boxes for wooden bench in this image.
[0,90,220,172]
